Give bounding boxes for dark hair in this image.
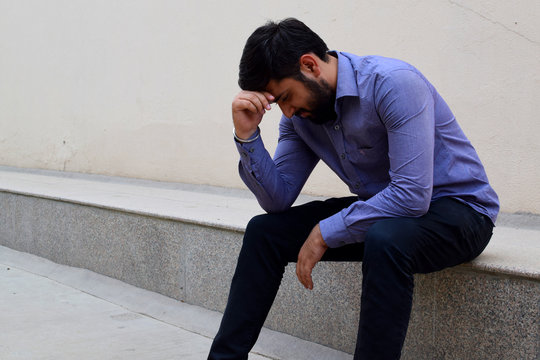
[238,18,329,91]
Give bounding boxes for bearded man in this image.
[208,18,499,360]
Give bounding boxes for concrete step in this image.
[0,245,349,360]
[0,166,539,359]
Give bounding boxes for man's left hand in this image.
[296,224,328,290]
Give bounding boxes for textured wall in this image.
[0,0,539,214]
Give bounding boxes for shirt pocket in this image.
[348,145,388,172]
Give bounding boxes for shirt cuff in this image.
[235,135,265,172]
[319,211,354,248]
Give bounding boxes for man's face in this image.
[266,74,337,124]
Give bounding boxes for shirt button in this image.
[340,153,346,159]
[334,124,340,130]
[354,183,360,189]
[242,152,248,157]
[249,148,255,153]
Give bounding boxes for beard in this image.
[297,75,337,125]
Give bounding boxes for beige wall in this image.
[1,0,539,214]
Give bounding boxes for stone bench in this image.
[0,166,538,359]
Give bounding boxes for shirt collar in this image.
[333,51,358,100]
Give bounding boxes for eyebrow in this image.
[273,92,286,104]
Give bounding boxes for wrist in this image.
[234,127,260,143]
[315,224,328,249]
[235,128,256,139]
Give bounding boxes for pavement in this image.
[0,245,352,360]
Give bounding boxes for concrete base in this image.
[1,166,539,358]
[0,245,350,360]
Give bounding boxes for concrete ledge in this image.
[1,166,539,359]
[0,245,350,360]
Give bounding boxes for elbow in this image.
[406,186,432,217]
[256,181,298,214]
[259,198,294,214]
[408,200,430,217]
[390,179,432,217]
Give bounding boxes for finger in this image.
[261,91,275,104]
[296,261,302,282]
[234,98,264,115]
[306,273,313,290]
[233,94,259,114]
[296,260,306,288]
[296,258,314,290]
[301,267,313,290]
[242,91,273,111]
[251,91,273,111]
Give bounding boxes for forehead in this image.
[265,78,304,98]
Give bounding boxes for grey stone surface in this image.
[183,224,243,311]
[2,165,539,279]
[496,211,540,231]
[402,273,439,358]
[1,268,211,360]
[0,165,321,233]
[1,166,540,358]
[181,223,364,353]
[1,266,215,360]
[431,269,540,360]
[267,262,362,354]
[401,269,540,360]
[468,226,540,280]
[1,245,351,360]
[0,192,186,301]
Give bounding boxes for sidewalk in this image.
[0,245,352,360]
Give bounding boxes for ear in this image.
[299,54,321,78]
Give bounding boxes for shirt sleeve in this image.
[319,69,435,248]
[236,117,319,213]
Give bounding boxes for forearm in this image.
[319,183,432,247]
[236,136,313,213]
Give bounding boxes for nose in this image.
[279,104,297,118]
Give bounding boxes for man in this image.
[208,18,499,360]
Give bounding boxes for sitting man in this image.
[208,18,499,360]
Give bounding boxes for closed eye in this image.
[275,93,289,105]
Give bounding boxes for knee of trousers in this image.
[240,214,291,269]
[242,214,278,252]
[363,219,415,271]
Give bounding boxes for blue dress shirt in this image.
[235,52,499,248]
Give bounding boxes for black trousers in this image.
[208,197,494,360]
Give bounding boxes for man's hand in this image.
[296,224,328,290]
[232,90,274,140]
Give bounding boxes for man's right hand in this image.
[232,91,274,140]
